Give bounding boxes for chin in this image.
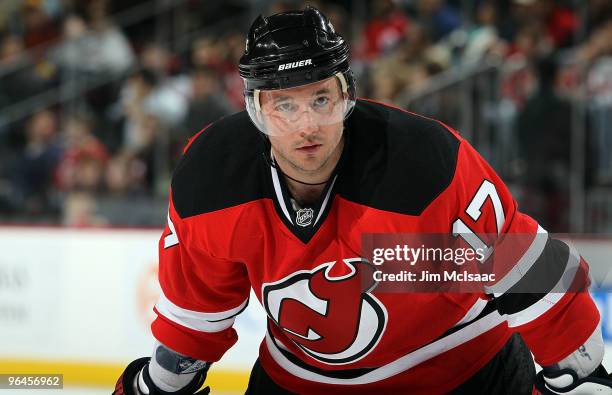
[296,162,322,173]
[293,158,325,173]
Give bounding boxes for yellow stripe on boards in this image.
[0,359,250,391]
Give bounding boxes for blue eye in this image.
[313,96,329,108]
[275,102,297,112]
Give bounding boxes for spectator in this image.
[219,32,250,110]
[498,0,576,50]
[534,0,579,49]
[369,23,449,101]
[51,14,92,75]
[118,68,186,152]
[501,23,548,108]
[359,0,410,60]
[56,112,109,193]
[138,42,191,124]
[182,65,234,139]
[577,19,612,65]
[0,0,608,230]
[105,151,149,196]
[0,34,55,106]
[191,37,225,70]
[19,1,60,49]
[415,0,461,42]
[516,56,571,231]
[86,0,135,76]
[498,0,541,44]
[140,43,176,76]
[462,1,504,64]
[52,9,134,78]
[580,20,612,184]
[9,110,62,217]
[118,68,157,151]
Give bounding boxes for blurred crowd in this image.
[0,0,610,230]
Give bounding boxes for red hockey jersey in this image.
[151,99,599,394]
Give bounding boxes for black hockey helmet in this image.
[239,6,356,135]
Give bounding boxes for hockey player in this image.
[114,6,612,395]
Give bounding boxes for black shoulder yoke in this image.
[337,99,461,215]
[171,111,269,219]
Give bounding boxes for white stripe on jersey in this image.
[506,242,581,328]
[265,310,505,385]
[454,297,489,327]
[314,175,337,226]
[155,290,248,332]
[270,159,293,224]
[485,224,548,297]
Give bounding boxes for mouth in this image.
[296,144,322,154]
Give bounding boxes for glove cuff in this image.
[141,363,208,395]
[537,365,612,394]
[113,357,208,395]
[113,357,150,395]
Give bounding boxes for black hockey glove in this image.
[535,364,612,394]
[113,357,210,395]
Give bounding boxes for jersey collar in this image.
[267,139,347,244]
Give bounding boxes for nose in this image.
[298,108,318,137]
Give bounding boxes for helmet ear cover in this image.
[252,89,264,127]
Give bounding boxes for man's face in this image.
[259,76,345,175]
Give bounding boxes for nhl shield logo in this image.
[296,208,314,227]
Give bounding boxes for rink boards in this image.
[0,227,611,391]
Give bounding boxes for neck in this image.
[274,138,343,206]
[287,182,326,207]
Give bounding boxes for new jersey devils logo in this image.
[262,258,387,365]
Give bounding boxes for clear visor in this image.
[246,73,355,136]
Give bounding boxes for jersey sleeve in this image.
[151,191,251,362]
[449,130,600,367]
